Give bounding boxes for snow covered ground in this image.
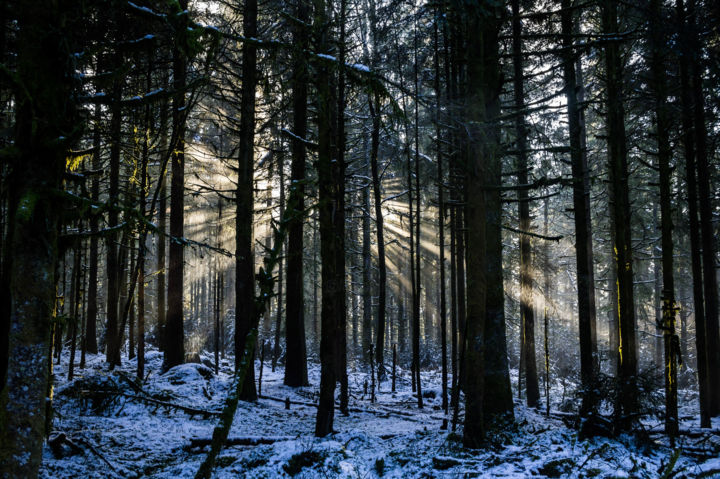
[40,348,720,478]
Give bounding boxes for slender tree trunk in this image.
[543,197,551,416]
[677,0,710,427]
[164,0,189,370]
[512,0,538,410]
[369,93,387,382]
[85,96,101,356]
[336,0,349,415]
[137,74,150,379]
[412,18,423,409]
[653,208,664,370]
[105,13,124,366]
[273,149,286,375]
[434,10,448,415]
[687,0,720,416]
[602,0,638,428]
[128,239,136,360]
[314,0,341,436]
[561,0,598,417]
[156,78,169,352]
[235,0,259,400]
[450,206,458,399]
[68,228,82,381]
[648,0,678,437]
[362,156,373,364]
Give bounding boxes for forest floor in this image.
[40,347,720,478]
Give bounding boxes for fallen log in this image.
[186,436,294,450]
[645,428,720,438]
[259,394,423,422]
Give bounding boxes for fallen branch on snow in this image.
[79,389,221,418]
[186,436,294,450]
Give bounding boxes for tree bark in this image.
[369,92,387,382]
[677,0,710,427]
[235,0,259,400]
[648,0,679,435]
[105,10,124,367]
[164,0,189,371]
[85,92,102,356]
[314,0,342,436]
[688,0,720,416]
[602,0,638,428]
[512,0,539,410]
[561,0,598,416]
[463,0,502,448]
[0,1,77,472]
[156,76,169,353]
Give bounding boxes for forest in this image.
[0,0,719,477]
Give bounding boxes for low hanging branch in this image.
[502,224,563,242]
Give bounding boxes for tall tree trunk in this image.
[164,0,189,370]
[137,67,151,379]
[0,1,77,472]
[412,17,423,408]
[105,11,124,367]
[314,0,342,437]
[362,155,373,364]
[512,0,538,410]
[677,0,710,427]
[463,0,501,448]
[449,206,458,398]
[561,0,598,416]
[648,0,678,437]
[336,0,349,415]
[68,228,82,381]
[235,0,259,400]
[369,92,387,381]
[602,0,638,428]
[687,0,720,416]
[653,207,663,370]
[434,9,448,415]
[85,97,101,356]
[156,77,169,353]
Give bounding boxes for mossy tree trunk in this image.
[0,0,79,474]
